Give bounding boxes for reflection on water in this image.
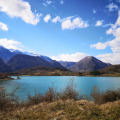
[0,76,120,101]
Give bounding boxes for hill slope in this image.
[98,65,120,76]
[11,66,77,76]
[7,54,65,71]
[7,54,52,71]
[0,58,11,73]
[69,56,110,72]
[50,60,65,68]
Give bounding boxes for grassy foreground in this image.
[0,79,120,120]
[0,99,120,120]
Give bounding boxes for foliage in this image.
[90,71,101,76]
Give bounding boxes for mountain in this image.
[0,46,15,63]
[7,54,64,71]
[7,54,52,71]
[40,55,52,62]
[0,46,53,63]
[50,60,65,68]
[0,58,11,73]
[59,61,76,68]
[69,56,111,72]
[10,49,24,55]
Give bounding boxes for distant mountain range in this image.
[0,46,53,63]
[59,61,76,69]
[0,46,111,73]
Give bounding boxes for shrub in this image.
[100,89,120,103]
[0,85,19,111]
[57,78,80,100]
[27,93,44,105]
[91,85,101,104]
[91,86,120,104]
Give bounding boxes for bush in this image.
[100,89,120,103]
[0,85,19,111]
[91,85,101,104]
[91,86,120,104]
[27,93,44,105]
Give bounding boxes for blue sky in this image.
[0,0,120,64]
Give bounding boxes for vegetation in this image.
[98,65,120,76]
[11,66,78,76]
[0,73,13,80]
[86,65,120,77]
[91,86,120,104]
[0,80,120,119]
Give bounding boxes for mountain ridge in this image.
[69,56,111,72]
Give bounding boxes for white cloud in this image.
[51,52,88,62]
[61,17,89,30]
[97,53,120,64]
[95,20,103,26]
[91,42,109,50]
[0,0,41,25]
[43,3,47,7]
[0,38,23,50]
[52,16,61,23]
[106,3,118,11]
[46,0,52,5]
[100,11,120,52]
[93,9,96,14]
[43,0,53,6]
[91,11,120,64]
[44,14,51,23]
[0,22,8,31]
[60,0,64,5]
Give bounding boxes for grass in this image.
[0,99,120,120]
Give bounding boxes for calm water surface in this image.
[0,76,120,101]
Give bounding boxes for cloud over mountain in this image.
[0,38,22,50]
[51,52,88,62]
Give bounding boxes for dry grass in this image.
[0,99,120,120]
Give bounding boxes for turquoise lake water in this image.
[0,76,120,101]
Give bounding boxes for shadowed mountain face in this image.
[7,54,52,71]
[50,60,65,68]
[69,56,111,72]
[7,54,64,71]
[0,58,11,73]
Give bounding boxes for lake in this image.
[0,76,120,101]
